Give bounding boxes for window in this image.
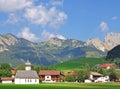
[35,79,37,82]
[30,79,32,82]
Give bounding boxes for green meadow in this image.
[52,58,108,70]
[0,83,120,89]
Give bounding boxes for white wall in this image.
[43,75,57,83]
[84,79,92,83]
[45,75,51,81]
[25,66,31,71]
[95,76,109,83]
[2,80,12,84]
[90,75,93,80]
[15,78,39,84]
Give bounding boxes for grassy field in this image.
[52,58,108,70]
[0,83,120,89]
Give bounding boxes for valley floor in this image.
[0,83,120,89]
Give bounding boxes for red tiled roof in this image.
[100,63,115,68]
[39,70,60,75]
[1,77,14,81]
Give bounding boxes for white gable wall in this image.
[15,78,39,84]
[42,75,56,83]
[90,75,93,80]
[45,75,51,81]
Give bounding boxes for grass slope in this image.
[0,83,120,89]
[52,58,108,70]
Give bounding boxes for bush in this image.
[65,75,76,82]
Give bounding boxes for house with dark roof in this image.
[85,72,110,83]
[15,60,39,84]
[90,72,103,80]
[39,70,63,82]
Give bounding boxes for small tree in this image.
[0,63,11,70]
[0,63,12,78]
[77,69,89,82]
[65,75,76,82]
[109,72,118,81]
[0,70,11,77]
[34,66,41,73]
[97,68,107,76]
[16,64,25,70]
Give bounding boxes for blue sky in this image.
[0,0,120,42]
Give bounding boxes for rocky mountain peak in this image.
[105,32,120,45]
[0,34,18,52]
[86,38,105,52]
[86,32,120,52]
[48,37,64,46]
[1,33,18,45]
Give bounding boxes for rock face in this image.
[104,32,120,50]
[86,38,105,52]
[0,34,18,52]
[86,32,120,52]
[48,37,64,46]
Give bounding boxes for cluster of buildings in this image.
[1,60,64,84]
[0,60,119,84]
[85,72,109,83]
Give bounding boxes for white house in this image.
[85,72,102,83]
[15,60,39,84]
[1,77,14,84]
[39,70,62,83]
[85,72,110,83]
[89,72,103,80]
[95,76,109,83]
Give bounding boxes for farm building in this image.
[99,63,118,69]
[85,72,110,83]
[1,77,14,84]
[39,70,63,82]
[90,72,103,80]
[14,60,39,84]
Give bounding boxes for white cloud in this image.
[18,29,66,42]
[0,0,33,12]
[40,30,55,41]
[99,21,109,31]
[40,30,66,41]
[56,34,66,40]
[111,16,118,20]
[24,5,67,28]
[6,13,19,24]
[0,0,67,28]
[50,0,63,6]
[18,27,39,42]
[24,5,49,26]
[48,7,67,28]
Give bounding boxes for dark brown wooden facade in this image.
[39,70,64,82]
[40,75,61,82]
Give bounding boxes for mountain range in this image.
[0,32,120,66]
